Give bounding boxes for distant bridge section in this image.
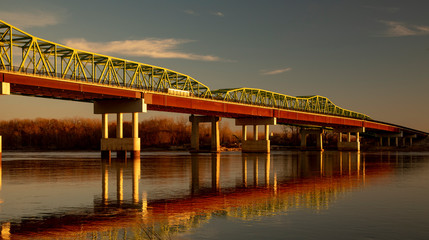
[212,88,370,120]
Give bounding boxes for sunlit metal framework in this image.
[0,20,211,97]
[0,19,370,120]
[212,88,371,120]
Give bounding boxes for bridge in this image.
[0,19,427,156]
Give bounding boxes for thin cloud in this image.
[261,67,292,75]
[212,11,224,17]
[184,9,198,15]
[379,20,429,37]
[0,11,61,28]
[63,38,222,61]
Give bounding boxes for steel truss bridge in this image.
[0,19,426,137]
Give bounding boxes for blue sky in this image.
[0,0,428,131]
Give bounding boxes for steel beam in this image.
[94,99,146,114]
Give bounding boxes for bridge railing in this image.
[0,20,212,97]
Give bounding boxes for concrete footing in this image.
[242,140,271,153]
[236,118,276,153]
[336,127,364,151]
[100,138,141,152]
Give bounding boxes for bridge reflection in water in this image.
[0,151,398,239]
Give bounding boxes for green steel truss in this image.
[0,20,211,97]
[212,88,371,120]
[0,19,370,120]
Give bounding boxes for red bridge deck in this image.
[1,71,425,136]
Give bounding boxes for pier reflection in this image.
[100,157,141,204]
[241,154,271,188]
[0,151,404,239]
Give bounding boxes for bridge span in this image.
[0,19,427,156]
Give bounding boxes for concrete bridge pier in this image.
[402,134,417,147]
[375,132,419,148]
[94,99,146,160]
[300,128,324,151]
[189,115,221,152]
[377,132,402,147]
[1,82,10,160]
[336,127,364,151]
[236,117,276,153]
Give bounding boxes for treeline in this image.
[0,117,240,150]
[0,117,345,151]
[0,118,101,150]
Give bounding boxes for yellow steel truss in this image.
[211,88,371,120]
[0,20,211,97]
[0,19,369,120]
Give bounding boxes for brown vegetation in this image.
[0,118,101,150]
[0,117,244,150]
[0,117,353,151]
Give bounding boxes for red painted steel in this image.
[1,71,419,135]
[2,72,141,100]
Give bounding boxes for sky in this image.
[0,0,428,131]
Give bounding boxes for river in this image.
[1,150,429,239]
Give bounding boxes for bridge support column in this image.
[0,82,9,160]
[211,118,220,152]
[131,112,140,159]
[300,128,324,151]
[376,132,405,148]
[101,113,111,160]
[236,118,276,153]
[94,99,146,160]
[335,127,364,151]
[402,134,416,147]
[0,82,10,95]
[189,115,221,152]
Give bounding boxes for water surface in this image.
[1,151,429,239]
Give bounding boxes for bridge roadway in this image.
[0,70,408,132]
